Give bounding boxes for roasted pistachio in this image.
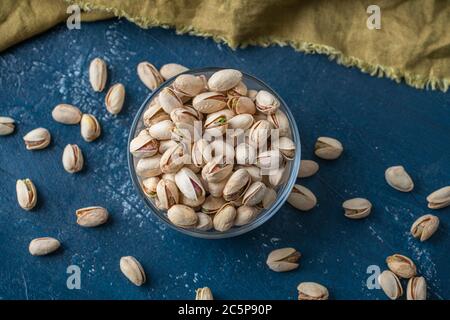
[227,81,248,97]
[411,214,439,241]
[52,104,82,124]
[137,61,164,90]
[255,90,280,114]
[385,165,414,192]
[120,256,146,286]
[0,116,15,135]
[62,144,84,173]
[266,247,301,272]
[298,160,319,178]
[193,92,227,114]
[288,184,316,211]
[16,179,37,210]
[223,169,251,201]
[80,114,101,142]
[136,155,162,177]
[208,69,242,92]
[173,74,205,97]
[235,143,257,165]
[105,83,125,115]
[213,203,236,231]
[201,195,226,215]
[256,150,284,170]
[148,120,174,140]
[227,96,256,114]
[314,137,343,160]
[386,254,417,278]
[76,206,109,227]
[262,188,277,209]
[142,177,160,198]
[23,127,51,150]
[156,179,179,210]
[29,237,60,256]
[202,157,233,183]
[160,143,189,174]
[249,120,272,148]
[234,205,259,226]
[267,110,290,137]
[89,57,107,92]
[342,198,372,219]
[130,131,159,158]
[195,212,213,231]
[175,167,206,201]
[168,204,198,228]
[407,276,427,300]
[426,186,450,209]
[160,63,189,80]
[159,87,183,114]
[273,137,296,160]
[297,282,329,300]
[378,270,403,300]
[242,181,266,206]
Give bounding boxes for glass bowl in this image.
[128,67,301,239]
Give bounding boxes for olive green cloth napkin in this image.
[1,0,449,91]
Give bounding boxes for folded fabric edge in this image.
[67,0,449,92]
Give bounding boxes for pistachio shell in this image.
[168,204,198,228]
[137,62,164,90]
[156,179,180,210]
[249,120,272,148]
[52,104,82,124]
[201,195,226,215]
[213,203,236,231]
[227,81,248,97]
[143,99,170,126]
[160,63,189,80]
[235,143,257,165]
[173,74,205,97]
[192,92,227,114]
[89,58,107,92]
[160,143,189,174]
[208,69,242,92]
[228,114,255,136]
[170,107,202,125]
[148,120,174,140]
[223,169,251,201]
[16,179,37,210]
[385,166,414,192]
[195,212,213,231]
[174,167,206,201]
[120,256,146,286]
[247,89,258,101]
[234,206,259,226]
[206,179,227,198]
[23,127,51,150]
[29,237,61,256]
[80,114,101,142]
[288,184,316,211]
[129,131,159,158]
[159,87,183,114]
[378,270,403,300]
[426,186,450,209]
[256,150,284,170]
[255,90,280,114]
[314,137,343,160]
[62,144,84,173]
[266,247,301,272]
[105,83,125,114]
[136,155,162,177]
[262,188,277,209]
[267,110,290,137]
[159,139,178,154]
[242,181,266,206]
[76,206,109,227]
[297,282,329,300]
[411,214,439,241]
[192,139,209,168]
[407,276,427,300]
[142,177,160,198]
[298,160,319,178]
[195,287,214,300]
[342,198,372,219]
[386,254,417,278]
[0,116,15,135]
[274,136,296,160]
[227,96,256,114]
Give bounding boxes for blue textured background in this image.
[0,20,449,300]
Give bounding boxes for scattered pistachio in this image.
[410,214,439,241]
[342,198,372,219]
[160,63,189,80]
[120,256,146,286]
[0,116,15,135]
[89,57,107,92]
[29,237,60,256]
[105,83,125,115]
[378,270,403,300]
[314,137,343,160]
[386,254,417,278]
[23,127,51,150]
[51,104,82,125]
[137,61,164,90]
[426,186,450,209]
[62,144,84,173]
[297,282,329,300]
[76,206,109,227]
[406,276,427,300]
[288,184,316,211]
[266,247,301,272]
[385,165,414,192]
[16,178,37,210]
[80,114,101,142]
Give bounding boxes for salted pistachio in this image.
[213,203,237,232]
[204,110,232,136]
[235,143,257,165]
[297,282,329,300]
[29,237,60,256]
[192,139,209,168]
[52,104,82,124]
[160,143,189,174]
[385,166,414,192]
[256,150,284,170]
[180,193,206,208]
[236,165,262,182]
[262,188,277,209]
[206,179,227,198]
[175,167,206,201]
[159,139,178,154]
[62,144,84,173]
[255,90,280,114]
[193,92,227,114]
[227,81,248,97]
[268,166,286,187]
[160,63,189,80]
[201,158,233,184]
[142,177,160,197]
[247,89,258,101]
[227,96,256,115]
[228,114,255,136]
[156,179,179,210]
[171,121,196,143]
[407,276,427,300]
[76,206,109,227]
[136,155,162,177]
[105,83,125,115]
[378,270,403,300]
[386,254,417,278]
[143,99,170,126]
[23,127,51,150]
[235,205,259,226]
[267,109,290,137]
[80,114,101,142]
[266,247,301,272]
[195,212,213,231]
[148,120,174,140]
[342,198,372,219]
[208,69,242,92]
[196,287,214,300]
[202,195,226,215]
[288,184,316,211]
[173,74,205,97]
[223,169,251,201]
[137,61,164,90]
[314,137,343,160]
[0,116,15,135]
[159,87,183,114]
[120,256,146,286]
[130,131,159,158]
[16,179,37,210]
[242,181,266,206]
[411,214,439,241]
[89,57,107,92]
[168,204,198,228]
[298,160,319,178]
[273,137,296,160]
[249,120,272,148]
[170,107,202,125]
[426,186,450,209]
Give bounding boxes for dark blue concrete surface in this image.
[0,19,449,300]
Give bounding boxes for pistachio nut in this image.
[162,173,176,182]
[266,247,301,272]
[159,63,189,80]
[29,237,61,256]
[273,137,296,160]
[180,193,206,208]
[262,188,277,209]
[159,139,178,154]
[137,61,164,90]
[23,127,51,150]
[342,198,372,219]
[192,139,209,168]
[247,89,258,101]
[120,256,146,286]
[159,87,183,114]
[142,177,160,197]
[235,143,257,165]
[51,104,82,125]
[62,144,84,173]
[171,121,196,143]
[235,205,259,226]
[206,140,235,164]
[386,254,417,278]
[314,137,343,160]
[160,143,189,174]
[407,276,427,300]
[288,184,317,211]
[156,179,180,210]
[255,90,280,114]
[267,166,285,187]
[256,150,284,170]
[201,157,233,184]
[227,96,256,115]
[192,92,227,114]
[195,287,214,300]
[105,83,125,115]
[167,204,198,228]
[228,114,255,136]
[89,57,107,92]
[223,169,251,201]
[80,114,101,142]
[175,167,206,201]
[385,165,414,192]
[130,131,159,158]
[76,206,109,227]
[201,195,226,215]
[136,155,162,177]
[213,203,237,231]
[0,116,15,135]
[16,178,37,210]
[170,107,202,125]
[195,212,213,231]
[248,120,272,148]
[207,69,242,92]
[204,110,232,136]
[297,282,329,300]
[148,120,174,140]
[298,160,319,178]
[206,179,227,198]
[378,270,403,300]
[173,74,205,97]
[238,165,262,182]
[143,100,170,126]
[227,81,248,97]
[267,110,290,137]
[410,214,439,241]
[426,186,450,209]
[242,181,266,206]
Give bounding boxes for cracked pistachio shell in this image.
[237,165,262,182]
[89,57,107,92]
[206,179,227,198]
[228,114,255,137]
[385,165,414,192]
[136,155,162,177]
[170,107,202,125]
[227,81,248,97]
[426,186,450,209]
[407,276,427,300]
[175,167,206,201]
[203,110,233,136]
[267,110,290,137]
[411,214,439,241]
[156,179,179,210]
[173,74,205,97]
[314,137,343,160]
[297,282,329,300]
[256,150,284,170]
[262,188,277,209]
[196,287,214,300]
[168,204,198,228]
[159,139,178,154]
[195,212,213,231]
[52,104,82,125]
[180,193,206,207]
[192,91,227,114]
[160,143,189,174]
[29,237,60,256]
[160,63,189,80]
[298,160,319,178]
[208,69,242,92]
[0,116,15,135]
[206,140,235,164]
[274,137,296,160]
[142,177,160,197]
[202,157,234,183]
[143,99,170,127]
[23,127,51,150]
[268,166,286,187]
[130,131,159,158]
[159,87,183,114]
[386,254,417,278]
[105,83,125,115]
[242,181,266,206]
[76,206,109,227]
[148,119,174,140]
[288,184,316,211]
[249,119,272,148]
[235,205,259,226]
[378,270,403,300]
[62,144,84,173]
[171,121,196,143]
[201,195,226,215]
[267,247,301,272]
[227,96,256,115]
[192,139,209,168]
[255,90,280,114]
[120,256,146,286]
[16,179,37,210]
[213,203,237,231]
[137,61,164,90]
[247,89,258,101]
[223,169,251,201]
[342,198,372,219]
[235,143,257,165]
[80,114,101,142]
